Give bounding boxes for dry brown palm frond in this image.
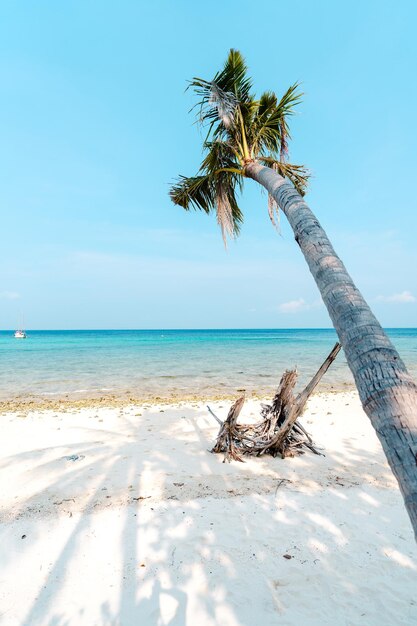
[268,162,281,232]
[279,119,289,163]
[216,180,235,247]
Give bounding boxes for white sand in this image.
[0,391,416,625]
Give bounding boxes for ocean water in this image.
[1,329,417,402]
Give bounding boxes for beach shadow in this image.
[1,400,416,625]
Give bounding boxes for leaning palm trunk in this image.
[171,49,417,539]
[246,161,417,538]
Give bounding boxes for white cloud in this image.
[278,297,324,314]
[376,291,416,303]
[278,298,308,313]
[0,291,20,300]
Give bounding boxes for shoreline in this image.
[0,384,356,414]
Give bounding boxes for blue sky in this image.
[1,0,416,329]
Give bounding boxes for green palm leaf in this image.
[169,175,214,213]
[170,50,309,243]
[190,49,253,128]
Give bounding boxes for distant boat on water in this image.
[14,315,27,338]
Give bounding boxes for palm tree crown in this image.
[170,49,309,244]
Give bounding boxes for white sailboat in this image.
[14,315,27,338]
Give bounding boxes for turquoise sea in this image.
[1,329,417,402]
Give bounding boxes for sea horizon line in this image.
[1,327,416,332]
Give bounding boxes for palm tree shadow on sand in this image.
[1,402,417,626]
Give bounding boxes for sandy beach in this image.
[1,390,416,625]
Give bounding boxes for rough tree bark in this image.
[245,161,417,540]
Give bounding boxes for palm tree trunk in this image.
[245,161,417,540]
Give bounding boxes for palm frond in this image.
[170,171,243,245]
[201,140,238,173]
[169,175,215,213]
[268,192,280,231]
[275,83,303,162]
[279,119,289,162]
[219,176,243,239]
[249,84,303,159]
[190,78,237,129]
[249,91,278,142]
[189,49,252,132]
[170,50,309,245]
[212,49,252,102]
[216,178,235,246]
[259,157,310,196]
[208,83,237,128]
[257,91,278,118]
[276,83,303,118]
[200,141,244,192]
[268,163,281,231]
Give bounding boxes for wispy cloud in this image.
[278,298,324,314]
[0,291,20,300]
[278,298,308,313]
[376,291,416,303]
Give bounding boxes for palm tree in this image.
[170,49,417,539]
